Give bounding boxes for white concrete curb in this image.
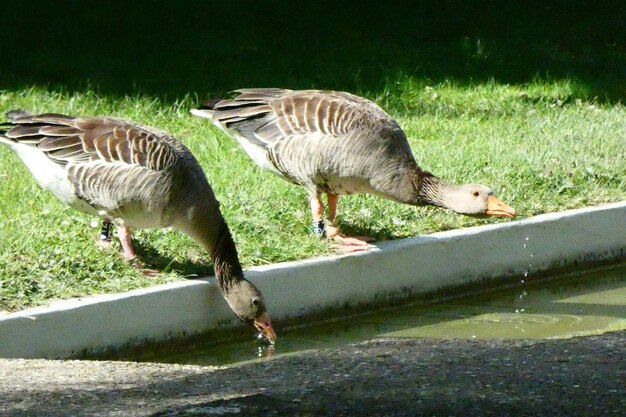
[1,202,624,358]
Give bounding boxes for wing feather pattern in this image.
[201,89,399,147]
[192,89,415,195]
[1,111,184,212]
[3,111,180,170]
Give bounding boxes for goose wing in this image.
[192,89,413,185]
[2,111,185,213]
[194,88,402,147]
[3,111,180,169]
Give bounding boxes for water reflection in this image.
[119,264,625,366]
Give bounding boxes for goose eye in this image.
[252,298,260,306]
[472,191,480,197]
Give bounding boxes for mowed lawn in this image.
[0,1,624,311]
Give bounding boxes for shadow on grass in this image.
[1,0,624,102]
[337,222,396,242]
[131,240,214,279]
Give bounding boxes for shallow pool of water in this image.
[113,264,625,366]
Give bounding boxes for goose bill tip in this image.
[486,195,517,218]
[254,317,277,344]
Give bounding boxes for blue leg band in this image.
[100,221,112,242]
[312,220,326,238]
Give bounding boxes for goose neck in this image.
[415,172,454,209]
[201,217,244,292]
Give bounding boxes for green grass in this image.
[1,1,625,311]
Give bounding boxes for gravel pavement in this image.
[1,332,624,416]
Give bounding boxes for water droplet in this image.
[525,237,529,241]
[520,279,525,284]
[529,253,534,258]
[523,244,527,249]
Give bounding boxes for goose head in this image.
[223,279,276,343]
[442,184,516,217]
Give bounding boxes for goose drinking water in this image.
[0,110,276,342]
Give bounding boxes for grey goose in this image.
[0,110,276,342]
[192,88,516,251]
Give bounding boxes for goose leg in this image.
[325,193,374,253]
[117,225,137,260]
[117,225,158,276]
[310,193,326,237]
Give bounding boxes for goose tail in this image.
[6,109,32,120]
[0,110,30,146]
[190,98,221,120]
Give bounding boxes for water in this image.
[110,264,625,367]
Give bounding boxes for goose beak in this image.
[254,312,277,344]
[486,195,517,217]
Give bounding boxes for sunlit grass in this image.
[1,80,624,311]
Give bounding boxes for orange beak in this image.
[486,195,517,217]
[254,312,277,344]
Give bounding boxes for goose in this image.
[191,88,516,251]
[0,110,276,342]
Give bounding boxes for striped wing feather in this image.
[202,89,416,195]
[5,112,180,170]
[211,89,398,147]
[3,111,184,213]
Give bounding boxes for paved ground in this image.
[1,331,624,417]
